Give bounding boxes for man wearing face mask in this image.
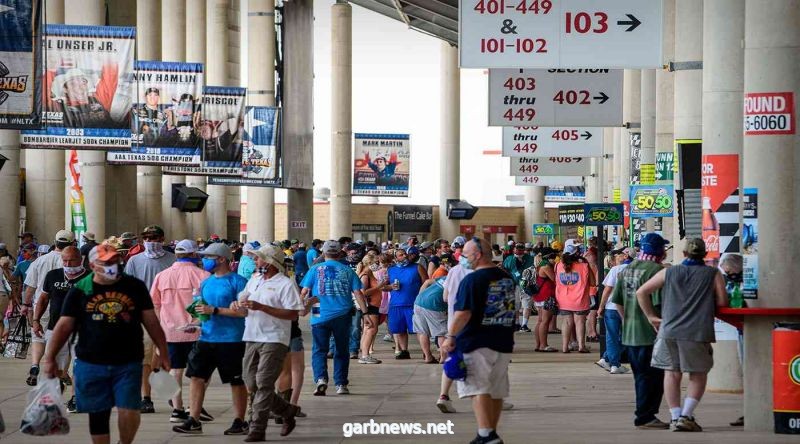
[502,243,535,333]
[41,244,170,444]
[238,242,259,279]
[387,248,427,360]
[124,225,175,414]
[120,232,141,263]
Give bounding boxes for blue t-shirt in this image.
[454,267,516,353]
[306,249,319,268]
[415,277,447,312]
[237,255,256,279]
[13,260,32,281]
[388,263,422,307]
[293,249,309,275]
[301,260,363,325]
[199,273,248,343]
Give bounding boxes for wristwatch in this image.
[213,307,219,315]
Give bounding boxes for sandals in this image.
[548,329,562,334]
[534,346,558,353]
[586,335,600,343]
[424,357,439,364]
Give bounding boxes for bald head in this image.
[463,237,494,269]
[61,245,82,268]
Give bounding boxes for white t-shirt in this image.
[443,264,473,329]
[242,273,304,346]
[24,251,64,300]
[602,262,630,311]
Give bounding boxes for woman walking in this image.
[555,242,596,353]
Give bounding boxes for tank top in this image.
[534,262,555,303]
[387,263,422,307]
[554,261,591,311]
[660,264,718,342]
[358,269,381,307]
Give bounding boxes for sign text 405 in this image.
[473,0,551,15]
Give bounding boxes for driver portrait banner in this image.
[107,60,203,165]
[21,24,135,149]
[0,0,42,129]
[353,133,410,197]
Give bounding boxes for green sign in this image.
[584,203,624,226]
[533,224,556,236]
[630,185,674,218]
[655,152,674,181]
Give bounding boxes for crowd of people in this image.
[0,227,745,444]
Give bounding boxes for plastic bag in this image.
[3,315,30,359]
[20,377,70,436]
[148,369,179,400]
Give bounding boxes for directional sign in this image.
[510,157,591,176]
[515,175,584,186]
[460,0,664,68]
[503,126,603,157]
[488,69,623,126]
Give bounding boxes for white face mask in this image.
[96,264,121,282]
[143,241,166,259]
[63,265,84,276]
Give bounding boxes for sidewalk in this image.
[0,326,794,443]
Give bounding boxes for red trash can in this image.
[773,322,800,434]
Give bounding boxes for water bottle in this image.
[148,368,179,400]
[311,302,321,319]
[730,283,744,308]
[193,288,210,322]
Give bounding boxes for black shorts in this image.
[167,342,195,370]
[185,341,245,385]
[366,305,380,316]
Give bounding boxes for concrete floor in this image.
[0,322,795,444]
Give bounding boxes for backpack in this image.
[520,266,540,296]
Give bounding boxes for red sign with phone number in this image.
[743,92,795,135]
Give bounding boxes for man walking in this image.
[387,247,426,359]
[636,238,728,432]
[442,238,516,444]
[596,247,635,374]
[232,245,304,441]
[41,244,170,444]
[300,241,369,396]
[502,243,534,332]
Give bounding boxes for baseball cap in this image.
[120,232,136,241]
[514,243,525,250]
[55,229,74,243]
[252,245,286,273]
[550,240,563,251]
[141,225,165,237]
[322,240,341,255]
[640,233,669,255]
[210,234,221,241]
[89,244,121,263]
[406,246,420,255]
[174,239,197,254]
[442,350,467,381]
[198,243,232,260]
[419,241,434,251]
[242,242,256,255]
[612,247,636,258]
[82,232,96,241]
[452,236,466,247]
[563,239,579,255]
[684,237,707,257]
[290,239,299,245]
[21,243,37,251]
[37,244,51,254]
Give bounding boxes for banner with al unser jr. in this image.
[0,0,42,129]
[352,133,410,197]
[21,24,135,149]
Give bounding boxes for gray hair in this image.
[720,253,743,274]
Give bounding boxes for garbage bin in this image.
[773,322,800,434]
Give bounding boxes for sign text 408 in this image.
[473,0,551,14]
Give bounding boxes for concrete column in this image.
[641,69,656,231]
[523,187,545,240]
[621,70,641,204]
[329,2,352,240]
[612,127,621,198]
[160,0,188,241]
[584,157,601,203]
[205,0,230,238]
[603,127,614,202]
[656,0,675,255]
[742,0,800,431]
[185,0,208,240]
[703,0,745,394]
[244,0,276,243]
[225,0,241,241]
[0,131,20,251]
[439,42,460,242]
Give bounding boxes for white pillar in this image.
[621,70,641,206]
[0,131,20,251]
[185,0,208,240]
[439,42,460,242]
[612,127,621,199]
[523,187,545,240]
[641,69,656,231]
[656,0,675,256]
[603,127,614,202]
[245,0,276,243]
[329,2,352,240]
[742,0,800,431]
[205,0,230,238]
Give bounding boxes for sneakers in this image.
[395,350,411,360]
[595,358,611,371]
[199,407,214,422]
[223,418,249,435]
[172,417,203,434]
[65,396,77,413]
[336,384,350,395]
[140,397,155,414]
[674,416,703,432]
[244,431,266,442]
[382,333,393,342]
[636,418,671,430]
[502,401,514,410]
[610,365,630,374]
[313,379,328,396]
[350,352,359,359]
[437,395,456,413]
[518,325,532,333]
[469,431,504,444]
[26,365,39,386]
[170,408,189,423]
[280,405,301,437]
[358,355,382,364]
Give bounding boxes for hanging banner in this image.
[353,133,410,197]
[630,184,674,218]
[21,24,135,149]
[67,149,87,238]
[655,151,674,181]
[640,163,656,185]
[0,0,42,129]
[558,204,584,226]
[502,126,604,157]
[515,175,583,187]
[742,188,758,299]
[701,154,740,266]
[106,61,203,165]
[629,132,641,184]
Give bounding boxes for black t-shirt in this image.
[42,268,90,330]
[453,267,516,353]
[61,274,154,365]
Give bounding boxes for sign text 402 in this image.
[473,0,552,14]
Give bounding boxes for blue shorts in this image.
[290,336,304,353]
[388,306,415,335]
[74,359,142,413]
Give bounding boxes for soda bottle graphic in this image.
[702,196,720,265]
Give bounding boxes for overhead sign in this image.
[393,205,433,233]
[489,69,623,126]
[584,203,624,226]
[545,186,585,202]
[558,204,584,226]
[629,184,674,218]
[533,223,556,236]
[459,0,663,68]
[743,92,794,135]
[290,221,307,229]
[510,157,591,176]
[515,175,583,186]
[502,126,603,157]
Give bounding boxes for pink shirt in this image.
[150,262,211,343]
[554,262,591,312]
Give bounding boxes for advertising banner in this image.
[558,204,584,227]
[629,132,641,184]
[502,126,604,157]
[630,185,674,218]
[533,223,556,237]
[743,92,795,135]
[742,188,758,299]
[353,133,410,197]
[545,186,585,202]
[584,203,624,226]
[21,24,135,149]
[701,154,740,266]
[67,150,87,238]
[0,0,41,129]
[106,61,203,165]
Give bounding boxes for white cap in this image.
[564,239,579,255]
[55,229,75,243]
[37,244,51,254]
[252,245,286,273]
[174,239,197,254]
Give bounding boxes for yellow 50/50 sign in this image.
[630,185,674,218]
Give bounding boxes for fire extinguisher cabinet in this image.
[773,322,800,434]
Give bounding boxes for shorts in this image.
[651,338,714,373]
[74,359,142,413]
[519,293,532,310]
[31,313,50,345]
[44,329,71,370]
[142,331,154,366]
[186,341,246,385]
[412,305,447,338]
[167,342,195,369]
[289,336,304,353]
[366,305,380,316]
[456,348,511,400]
[387,306,414,335]
[533,301,545,308]
[558,309,590,316]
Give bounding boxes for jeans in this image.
[349,309,363,354]
[311,313,353,386]
[602,310,624,367]
[627,345,664,426]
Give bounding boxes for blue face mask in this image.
[397,259,409,267]
[202,257,218,272]
[459,255,472,270]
